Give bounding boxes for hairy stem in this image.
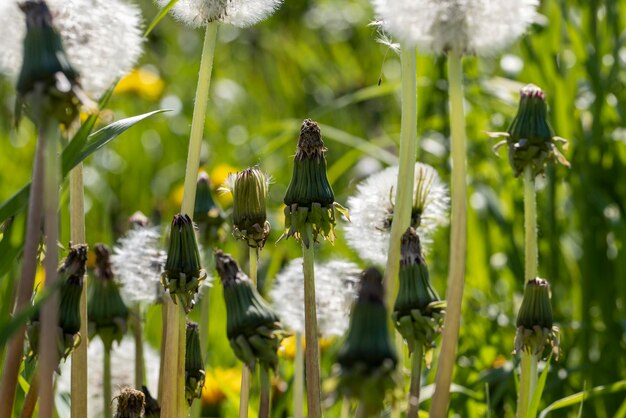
[516,352,538,418]
[407,346,424,418]
[0,117,46,417]
[259,367,271,418]
[69,152,88,418]
[302,224,321,418]
[430,49,468,418]
[294,332,304,418]
[39,122,60,418]
[523,167,538,283]
[104,345,112,418]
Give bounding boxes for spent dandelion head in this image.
[269,258,360,337]
[372,0,538,55]
[490,84,570,177]
[223,166,271,249]
[344,162,449,266]
[0,0,143,99]
[111,219,167,307]
[113,387,145,418]
[215,250,285,371]
[156,0,282,28]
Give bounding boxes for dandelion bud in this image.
[27,243,88,360]
[114,387,145,418]
[185,321,206,406]
[229,167,271,249]
[215,250,285,370]
[194,171,226,237]
[514,278,559,359]
[282,119,348,246]
[336,267,398,415]
[161,214,207,312]
[88,244,129,349]
[16,1,82,125]
[392,228,445,362]
[141,386,161,418]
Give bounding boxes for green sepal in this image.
[185,322,206,406]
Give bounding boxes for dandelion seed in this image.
[155,0,282,28]
[371,0,538,56]
[57,337,161,418]
[269,258,360,337]
[0,0,143,98]
[344,163,449,266]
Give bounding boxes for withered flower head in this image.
[114,387,145,418]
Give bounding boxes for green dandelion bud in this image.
[15,1,87,125]
[114,387,145,418]
[194,171,226,236]
[161,214,207,312]
[281,119,349,247]
[336,267,399,415]
[185,321,206,406]
[88,244,129,349]
[215,250,285,371]
[491,84,570,177]
[141,386,161,418]
[392,228,445,362]
[27,243,88,360]
[514,278,559,359]
[229,166,271,249]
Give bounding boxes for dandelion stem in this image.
[430,48,468,418]
[249,247,258,286]
[294,332,304,418]
[177,305,188,418]
[340,397,351,418]
[383,45,418,309]
[239,366,251,418]
[180,22,218,217]
[161,300,179,417]
[39,120,60,418]
[131,308,145,389]
[20,370,39,418]
[407,346,423,418]
[302,224,322,418]
[516,167,539,418]
[104,344,112,418]
[0,107,47,417]
[259,367,271,418]
[69,138,88,417]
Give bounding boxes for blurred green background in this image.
[1,0,625,417]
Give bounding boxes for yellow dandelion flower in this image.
[114,67,165,101]
[202,367,241,407]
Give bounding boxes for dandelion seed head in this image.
[57,336,160,418]
[344,163,449,266]
[0,0,143,98]
[156,0,283,28]
[371,0,538,56]
[269,258,360,337]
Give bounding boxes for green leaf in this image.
[144,0,180,38]
[538,380,626,418]
[528,356,552,418]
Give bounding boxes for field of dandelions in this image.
[1,0,626,417]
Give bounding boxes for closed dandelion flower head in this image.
[344,163,449,266]
[270,258,360,337]
[156,0,282,28]
[0,0,143,98]
[111,225,167,307]
[372,0,537,56]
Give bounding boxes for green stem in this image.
[180,22,218,217]
[259,367,271,418]
[407,346,424,418]
[523,167,538,283]
[104,345,112,418]
[19,369,39,418]
[161,300,179,417]
[0,115,46,417]
[239,366,251,418]
[70,161,88,418]
[383,45,418,309]
[429,48,468,418]
[294,332,304,418]
[249,247,258,286]
[302,224,322,418]
[516,352,538,418]
[178,305,187,418]
[131,308,145,389]
[356,403,368,418]
[340,397,351,418]
[39,120,60,418]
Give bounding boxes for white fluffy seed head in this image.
[371,0,538,56]
[344,163,449,266]
[156,0,283,28]
[111,226,167,307]
[269,258,360,337]
[0,0,143,98]
[57,337,160,418]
